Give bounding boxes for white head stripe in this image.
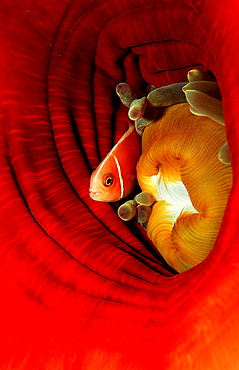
[113,155,124,199]
[93,153,110,179]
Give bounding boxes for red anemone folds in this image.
[1,0,239,369]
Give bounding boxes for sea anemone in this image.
[137,103,232,272]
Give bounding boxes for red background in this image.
[1,0,239,368]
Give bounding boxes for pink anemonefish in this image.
[89,122,141,202]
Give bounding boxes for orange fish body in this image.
[89,122,141,202]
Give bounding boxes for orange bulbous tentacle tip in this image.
[187,69,215,82]
[116,82,138,108]
[134,191,155,206]
[146,84,157,93]
[118,200,137,221]
[128,97,147,120]
[136,204,152,224]
[134,106,158,135]
[116,82,134,97]
[116,82,145,108]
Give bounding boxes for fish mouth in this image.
[89,189,104,201]
[89,189,117,202]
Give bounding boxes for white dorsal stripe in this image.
[113,155,124,199]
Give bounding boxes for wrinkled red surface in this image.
[1,0,239,368]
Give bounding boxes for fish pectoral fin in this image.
[218,142,231,165]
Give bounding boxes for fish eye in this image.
[103,174,114,187]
